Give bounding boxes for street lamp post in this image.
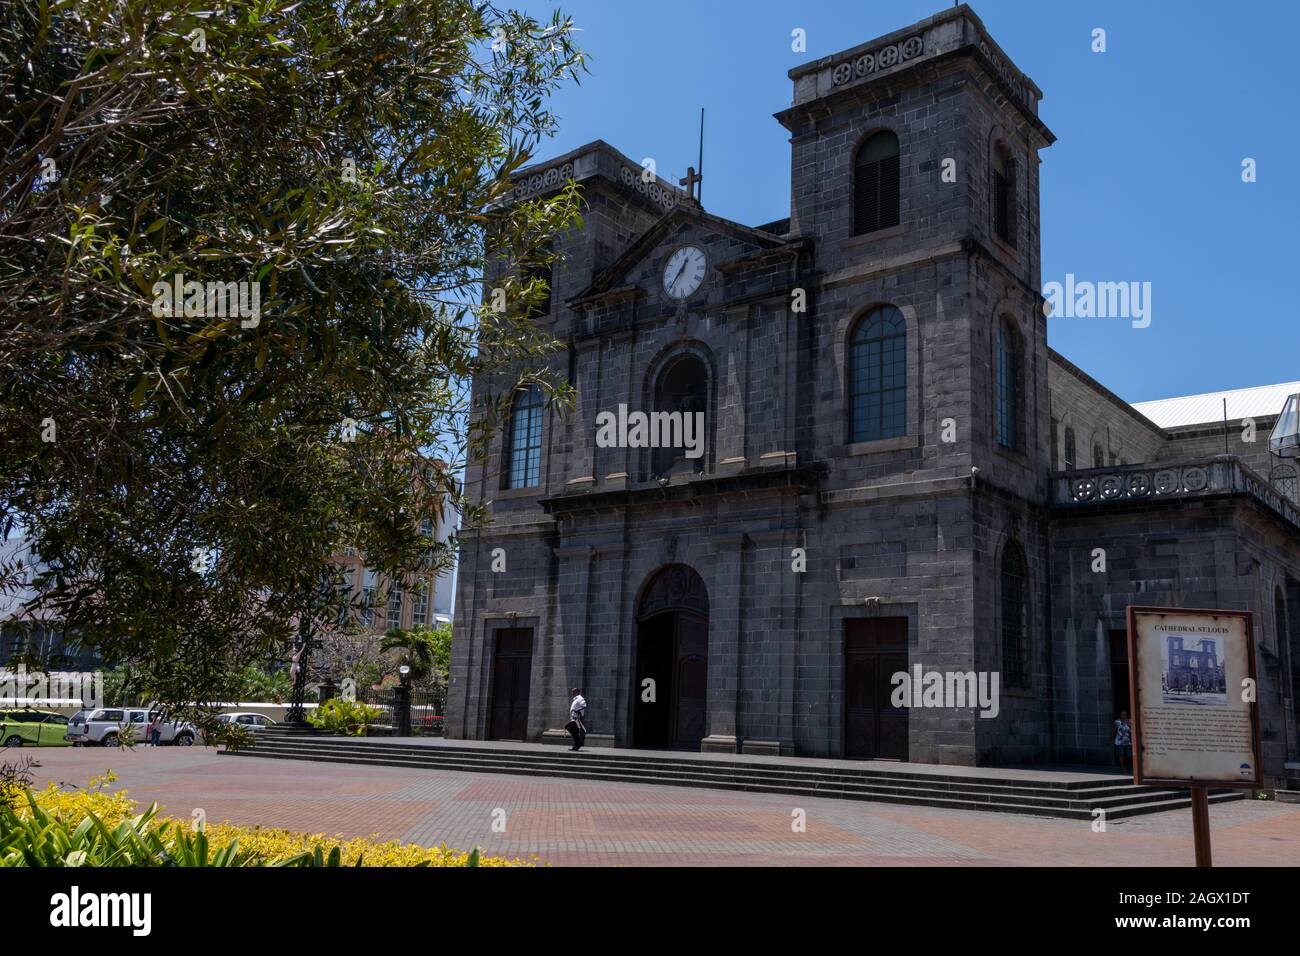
[396,664,412,737]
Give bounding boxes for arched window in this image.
[995,320,1022,451]
[652,354,708,477]
[505,385,543,488]
[1093,444,1104,469]
[849,305,906,443]
[853,131,900,236]
[1063,426,1076,469]
[1273,465,1298,504]
[1275,587,1288,651]
[992,143,1016,246]
[1000,540,1028,688]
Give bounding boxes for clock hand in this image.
[671,259,688,288]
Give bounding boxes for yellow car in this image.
[0,708,74,747]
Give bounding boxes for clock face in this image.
[663,245,707,300]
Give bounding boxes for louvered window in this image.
[525,247,553,319]
[526,263,551,318]
[995,321,1021,451]
[853,131,900,235]
[1274,588,1288,650]
[993,146,1015,246]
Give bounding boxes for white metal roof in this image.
[1132,381,1300,429]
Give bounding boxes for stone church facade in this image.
[449,5,1300,784]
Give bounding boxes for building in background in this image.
[336,488,459,633]
[0,536,100,671]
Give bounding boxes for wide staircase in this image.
[221,730,1247,821]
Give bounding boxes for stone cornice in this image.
[568,284,643,312]
[779,5,1052,147]
[714,238,813,274]
[539,465,825,516]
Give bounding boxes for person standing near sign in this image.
[1113,710,1132,770]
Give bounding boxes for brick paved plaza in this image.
[20,748,1300,866]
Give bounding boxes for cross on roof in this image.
[678,165,702,201]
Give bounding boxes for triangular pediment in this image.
[571,202,794,306]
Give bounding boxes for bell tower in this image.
[776,3,1055,485]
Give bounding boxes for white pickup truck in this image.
[65,707,197,747]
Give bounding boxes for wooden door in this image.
[844,618,908,759]
[672,613,708,748]
[1108,629,1131,717]
[488,628,532,740]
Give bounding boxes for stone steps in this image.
[233,740,1180,807]
[219,736,1247,821]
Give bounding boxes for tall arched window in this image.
[1275,587,1288,651]
[1063,426,1076,469]
[992,143,1016,246]
[849,305,906,443]
[1000,540,1028,688]
[505,385,543,489]
[1093,443,1104,469]
[853,131,900,236]
[995,320,1022,451]
[652,354,708,477]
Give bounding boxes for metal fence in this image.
[356,686,445,737]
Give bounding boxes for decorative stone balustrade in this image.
[1051,457,1300,530]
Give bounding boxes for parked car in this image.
[65,707,197,747]
[0,709,74,747]
[216,712,277,730]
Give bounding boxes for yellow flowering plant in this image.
[4,775,534,867]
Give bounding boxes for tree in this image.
[379,626,437,682]
[314,622,388,691]
[0,0,583,714]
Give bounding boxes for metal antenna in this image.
[697,107,704,205]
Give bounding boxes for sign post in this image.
[1127,606,1261,868]
[1190,787,1212,868]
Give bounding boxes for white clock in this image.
[663,245,707,300]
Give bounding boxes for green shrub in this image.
[307,698,382,736]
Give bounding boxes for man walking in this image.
[565,687,587,752]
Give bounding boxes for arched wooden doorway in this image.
[634,564,708,750]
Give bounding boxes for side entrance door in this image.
[844,617,908,760]
[488,628,533,741]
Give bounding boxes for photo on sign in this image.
[1159,633,1227,707]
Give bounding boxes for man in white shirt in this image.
[566,688,587,751]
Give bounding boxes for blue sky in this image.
[520,0,1298,404]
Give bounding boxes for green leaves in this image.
[306,697,382,736]
[0,0,585,708]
